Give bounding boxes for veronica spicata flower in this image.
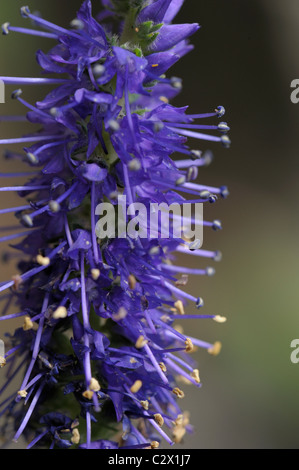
[0,0,230,449]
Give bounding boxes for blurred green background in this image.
[1,0,299,449]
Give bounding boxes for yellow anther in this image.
[82,390,94,400]
[23,316,33,331]
[53,306,68,320]
[135,335,148,349]
[151,441,159,449]
[36,254,50,266]
[140,400,149,410]
[159,96,169,104]
[174,300,185,315]
[154,413,164,427]
[213,315,227,323]
[185,338,194,353]
[191,369,200,384]
[89,377,101,392]
[128,274,136,290]
[130,380,143,394]
[71,428,80,445]
[17,390,27,398]
[172,387,185,399]
[159,362,167,372]
[208,341,222,356]
[91,268,100,280]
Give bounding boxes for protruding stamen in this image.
[17,390,28,398]
[11,89,22,99]
[140,400,149,410]
[1,23,10,35]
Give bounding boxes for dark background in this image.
[1,0,299,448]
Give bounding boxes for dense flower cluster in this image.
[0,0,230,449]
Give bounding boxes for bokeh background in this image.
[1,0,299,449]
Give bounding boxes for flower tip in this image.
[11,89,22,100]
[199,190,211,200]
[70,18,84,30]
[190,149,202,160]
[93,64,105,77]
[209,195,218,203]
[206,267,215,276]
[189,239,201,251]
[212,219,222,231]
[218,121,230,133]
[21,214,33,228]
[107,119,120,132]
[23,316,33,331]
[216,105,225,118]
[26,152,39,164]
[221,135,231,149]
[20,6,30,18]
[220,185,229,198]
[202,150,214,166]
[196,297,204,308]
[214,250,222,262]
[49,200,61,213]
[170,76,182,90]
[1,22,10,35]
[0,356,6,368]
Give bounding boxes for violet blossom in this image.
[0,0,230,449]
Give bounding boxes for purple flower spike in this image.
[0,0,230,449]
